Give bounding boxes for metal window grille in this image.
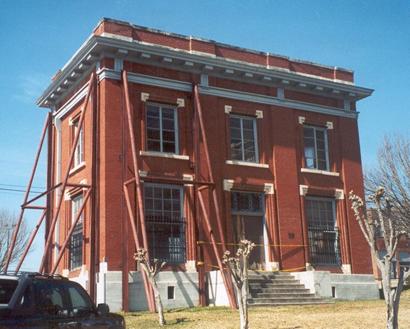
[70,223,83,269]
[306,198,341,266]
[303,126,329,170]
[230,115,258,162]
[146,103,178,154]
[144,184,185,264]
[231,192,263,214]
[70,195,83,270]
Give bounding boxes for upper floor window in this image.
[70,194,83,270]
[72,119,84,167]
[146,103,178,154]
[230,115,258,162]
[303,126,329,170]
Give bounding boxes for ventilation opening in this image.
[167,286,175,300]
[332,286,336,298]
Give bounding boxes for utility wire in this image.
[0,187,42,194]
[0,183,45,190]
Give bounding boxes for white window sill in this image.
[140,150,190,160]
[301,168,340,177]
[226,160,269,168]
[69,162,86,175]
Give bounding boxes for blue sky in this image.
[0,0,409,270]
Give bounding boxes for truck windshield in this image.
[0,279,18,306]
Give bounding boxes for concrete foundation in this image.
[96,268,199,312]
[292,271,379,300]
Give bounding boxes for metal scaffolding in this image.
[5,68,237,311]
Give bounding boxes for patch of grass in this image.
[123,290,410,329]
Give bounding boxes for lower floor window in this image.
[144,184,185,264]
[70,195,83,270]
[306,198,341,266]
[70,223,83,270]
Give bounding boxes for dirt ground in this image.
[123,289,410,329]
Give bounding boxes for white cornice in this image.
[38,34,373,108]
[97,68,358,119]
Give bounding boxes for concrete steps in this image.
[247,271,333,306]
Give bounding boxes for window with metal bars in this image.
[303,126,329,170]
[144,184,185,264]
[146,103,178,154]
[306,198,341,266]
[229,115,258,162]
[70,195,83,270]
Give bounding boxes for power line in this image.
[0,187,42,194]
[0,183,45,190]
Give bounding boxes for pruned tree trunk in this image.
[350,189,410,329]
[148,274,165,326]
[135,249,166,326]
[223,240,254,329]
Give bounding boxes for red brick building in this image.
[37,18,375,311]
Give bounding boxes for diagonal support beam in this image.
[50,188,91,274]
[40,72,96,273]
[122,70,155,312]
[4,113,51,272]
[14,210,47,274]
[193,84,237,309]
[123,183,154,311]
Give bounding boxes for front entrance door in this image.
[231,192,266,270]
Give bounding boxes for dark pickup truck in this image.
[0,272,125,328]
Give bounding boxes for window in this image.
[72,119,84,167]
[70,195,83,270]
[303,126,328,170]
[66,283,93,312]
[146,103,178,153]
[306,198,340,266]
[229,115,258,162]
[144,184,185,264]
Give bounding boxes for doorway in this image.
[231,192,266,270]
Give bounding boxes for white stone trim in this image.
[326,121,334,130]
[335,189,345,200]
[301,168,340,177]
[138,170,148,177]
[69,162,86,175]
[344,99,351,111]
[225,160,269,168]
[223,179,234,191]
[342,264,352,274]
[298,116,306,125]
[265,261,280,271]
[54,84,89,120]
[277,87,285,99]
[62,269,69,277]
[299,185,309,196]
[141,92,150,102]
[255,110,263,119]
[185,260,196,273]
[200,74,209,86]
[264,183,274,195]
[182,174,194,181]
[96,69,359,119]
[176,98,185,107]
[139,150,189,160]
[224,105,232,114]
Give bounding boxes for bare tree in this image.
[223,240,255,329]
[350,189,410,329]
[134,248,166,326]
[365,135,410,233]
[0,209,30,271]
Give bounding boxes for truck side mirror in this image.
[97,303,110,315]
